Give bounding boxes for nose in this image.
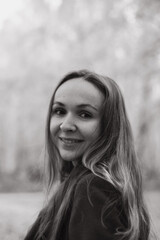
[60,114,76,132]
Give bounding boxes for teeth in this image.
[61,138,81,143]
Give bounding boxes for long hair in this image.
[37,70,150,240]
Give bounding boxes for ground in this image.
[0,191,159,240]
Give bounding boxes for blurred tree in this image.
[0,0,160,190]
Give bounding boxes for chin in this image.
[60,153,75,161]
[62,157,74,162]
[60,152,82,162]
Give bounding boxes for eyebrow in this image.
[53,101,98,111]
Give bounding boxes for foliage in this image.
[0,0,160,191]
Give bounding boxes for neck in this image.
[72,158,82,167]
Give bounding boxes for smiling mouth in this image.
[59,137,84,144]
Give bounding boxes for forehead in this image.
[54,78,104,108]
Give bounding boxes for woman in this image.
[24,70,151,240]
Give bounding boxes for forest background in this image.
[0,0,160,239]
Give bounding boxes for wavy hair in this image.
[37,70,150,240]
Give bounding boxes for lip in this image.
[59,137,84,144]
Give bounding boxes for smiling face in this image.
[50,78,104,164]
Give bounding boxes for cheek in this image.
[83,120,101,140]
[50,119,60,139]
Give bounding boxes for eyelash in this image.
[79,111,92,119]
[52,108,66,116]
[52,108,92,119]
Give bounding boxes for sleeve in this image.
[68,175,126,240]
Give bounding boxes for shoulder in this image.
[75,172,119,196]
[74,172,121,207]
[69,172,127,239]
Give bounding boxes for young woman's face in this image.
[50,78,104,164]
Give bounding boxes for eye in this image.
[79,111,92,119]
[52,107,66,116]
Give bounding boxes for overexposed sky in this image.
[0,0,24,28]
[0,0,62,29]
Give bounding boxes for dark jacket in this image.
[24,173,127,240]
